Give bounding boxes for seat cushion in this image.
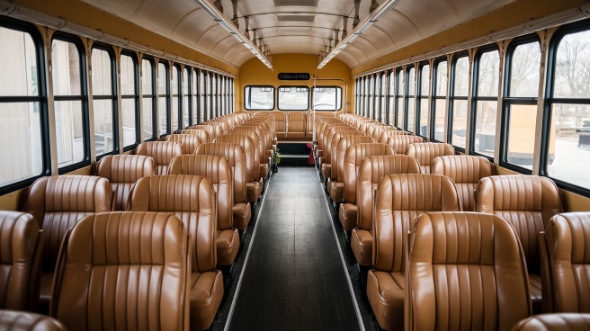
[530,273,542,314]
[329,181,345,204]
[246,179,263,203]
[190,271,223,330]
[321,163,331,180]
[232,202,252,230]
[216,229,239,266]
[367,270,405,331]
[260,163,269,179]
[338,203,358,233]
[351,228,372,267]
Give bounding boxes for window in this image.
[312,87,342,111]
[502,39,541,171]
[278,86,309,110]
[229,77,234,114]
[91,46,118,157]
[192,68,199,124]
[245,86,274,110]
[355,78,361,115]
[544,24,590,192]
[157,62,169,135]
[380,72,388,123]
[395,69,405,128]
[141,58,155,141]
[0,22,47,191]
[183,67,190,127]
[363,76,369,117]
[171,65,180,131]
[406,66,416,133]
[388,70,395,125]
[120,52,139,149]
[52,36,89,169]
[368,74,375,119]
[472,49,499,158]
[418,63,430,137]
[432,59,448,141]
[450,55,469,150]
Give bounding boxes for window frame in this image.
[244,85,275,111]
[311,86,343,111]
[157,60,170,136]
[394,68,405,129]
[120,50,140,151]
[170,63,181,132]
[0,17,50,194]
[431,57,448,142]
[141,56,157,141]
[278,85,309,111]
[417,62,430,138]
[448,52,470,152]
[500,35,542,174]
[405,65,417,133]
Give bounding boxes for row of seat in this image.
[271,111,312,139]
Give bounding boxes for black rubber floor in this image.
[226,167,362,331]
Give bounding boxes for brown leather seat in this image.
[407,142,455,173]
[348,155,421,267]
[512,313,590,331]
[21,175,111,313]
[378,127,412,144]
[0,212,42,311]
[431,155,493,211]
[287,112,306,139]
[542,212,590,313]
[167,133,202,154]
[368,174,461,331]
[272,112,287,139]
[320,127,359,180]
[192,124,218,142]
[407,212,532,331]
[135,141,182,175]
[385,135,424,155]
[197,141,262,206]
[0,310,67,331]
[328,136,378,202]
[182,128,210,144]
[127,176,222,330]
[50,212,190,331]
[476,175,563,313]
[94,154,156,210]
[229,127,268,180]
[169,155,240,266]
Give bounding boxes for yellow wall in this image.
[238,54,352,114]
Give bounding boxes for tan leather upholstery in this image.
[182,128,210,144]
[378,127,412,144]
[197,142,262,205]
[385,135,424,155]
[127,176,223,330]
[431,155,493,211]
[331,140,388,207]
[407,212,532,331]
[169,155,240,266]
[95,154,156,210]
[272,112,287,139]
[476,175,563,313]
[225,130,262,179]
[319,126,356,178]
[0,310,67,331]
[192,125,217,142]
[51,212,190,331]
[349,155,421,267]
[21,175,112,312]
[167,133,201,154]
[407,142,455,173]
[0,212,42,311]
[367,174,461,331]
[287,112,306,139]
[512,313,590,331]
[543,213,590,313]
[136,141,182,175]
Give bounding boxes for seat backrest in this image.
[476,175,563,275]
[166,134,201,154]
[181,128,209,144]
[135,141,182,175]
[197,140,253,190]
[331,134,376,180]
[373,174,461,273]
[340,142,393,200]
[192,124,217,141]
[287,112,306,136]
[127,175,217,273]
[407,142,455,173]
[95,154,156,210]
[356,155,421,231]
[544,212,590,312]
[407,212,531,331]
[0,211,42,311]
[512,314,590,331]
[272,112,287,138]
[0,310,67,331]
[378,127,412,143]
[169,155,234,231]
[431,155,493,211]
[21,175,112,272]
[324,127,359,164]
[228,128,263,169]
[51,212,190,331]
[386,135,424,155]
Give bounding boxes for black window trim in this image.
[141,56,157,141]
[244,85,275,111]
[417,61,430,139]
[311,85,343,111]
[278,85,309,111]
[430,57,448,142]
[448,52,469,152]
[120,50,140,151]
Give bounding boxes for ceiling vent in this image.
[273,0,319,6]
[279,27,314,34]
[276,15,315,22]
